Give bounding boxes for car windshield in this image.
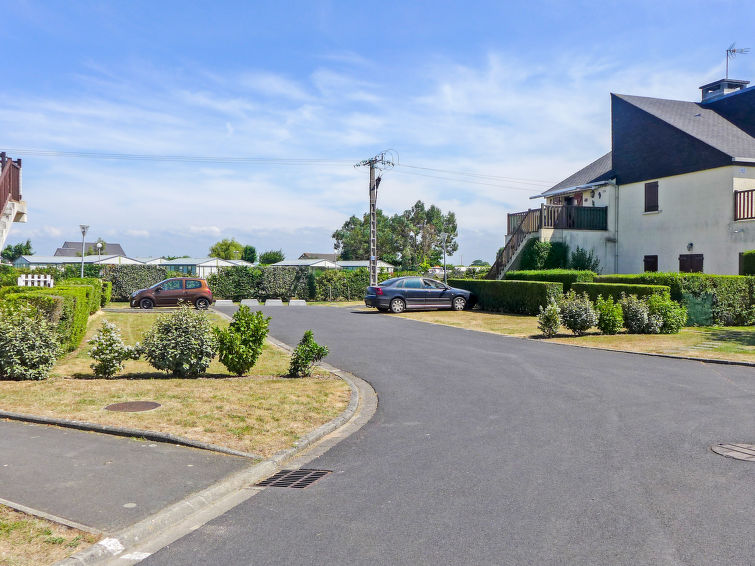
[150,279,170,289]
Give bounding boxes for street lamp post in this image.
[79,225,89,278]
[96,241,102,263]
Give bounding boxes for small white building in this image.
[336,260,394,273]
[13,255,143,269]
[271,259,340,271]
[160,257,237,278]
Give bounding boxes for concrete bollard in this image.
[240,299,259,307]
[289,299,307,306]
[214,299,234,306]
[264,299,283,306]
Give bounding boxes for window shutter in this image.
[643,255,658,272]
[679,254,704,273]
[645,182,659,212]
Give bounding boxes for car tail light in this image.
[375,287,383,295]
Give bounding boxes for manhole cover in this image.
[104,401,161,413]
[256,469,331,489]
[711,443,755,462]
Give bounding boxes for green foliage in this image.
[209,238,244,260]
[207,266,263,301]
[312,268,393,301]
[595,295,624,335]
[0,264,17,286]
[288,330,329,377]
[141,306,218,377]
[260,266,309,300]
[742,250,755,276]
[215,307,270,376]
[558,291,597,335]
[569,246,601,272]
[241,245,257,264]
[101,265,170,301]
[88,320,139,378]
[537,299,561,337]
[0,304,59,380]
[259,249,285,264]
[646,294,687,334]
[1,292,64,324]
[518,239,570,270]
[470,259,490,266]
[84,238,107,256]
[101,281,113,306]
[596,272,755,326]
[448,279,562,315]
[570,282,670,303]
[56,264,103,280]
[620,294,650,334]
[1,239,33,263]
[505,269,595,292]
[63,278,102,313]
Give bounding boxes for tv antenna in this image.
[726,43,750,78]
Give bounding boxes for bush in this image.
[537,300,561,337]
[2,291,64,324]
[620,294,651,334]
[743,250,755,276]
[569,246,601,272]
[260,266,310,300]
[102,281,113,306]
[215,306,270,376]
[558,291,597,335]
[207,266,264,301]
[102,265,171,301]
[63,278,102,313]
[518,239,570,270]
[289,330,329,377]
[646,294,687,334]
[595,295,624,335]
[571,282,670,303]
[448,279,562,315]
[0,304,60,380]
[88,320,139,378]
[504,269,595,292]
[141,306,218,377]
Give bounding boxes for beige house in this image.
[491,77,755,278]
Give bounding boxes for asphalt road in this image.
[146,305,755,565]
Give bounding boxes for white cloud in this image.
[189,226,222,236]
[126,229,150,238]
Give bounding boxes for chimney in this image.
[699,78,750,102]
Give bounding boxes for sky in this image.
[2,0,755,263]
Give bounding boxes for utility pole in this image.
[355,151,395,286]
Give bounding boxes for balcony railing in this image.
[0,152,22,214]
[735,188,755,221]
[506,205,608,235]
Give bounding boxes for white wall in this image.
[617,166,755,274]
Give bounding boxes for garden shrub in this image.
[289,330,329,377]
[558,291,597,335]
[448,279,562,315]
[504,269,595,292]
[569,246,601,272]
[102,265,171,301]
[646,294,687,334]
[537,299,561,337]
[620,294,653,334]
[2,291,64,324]
[571,282,670,303]
[0,304,60,380]
[88,320,139,378]
[141,305,218,377]
[260,266,311,300]
[63,278,102,313]
[595,295,623,335]
[101,281,113,306]
[742,250,755,276]
[518,239,570,270]
[207,266,264,301]
[215,306,270,376]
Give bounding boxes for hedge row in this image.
[570,282,670,303]
[504,269,596,291]
[595,272,755,326]
[448,279,563,315]
[101,265,171,301]
[742,250,755,276]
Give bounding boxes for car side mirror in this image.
[155,287,162,292]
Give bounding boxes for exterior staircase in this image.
[486,208,541,280]
[0,153,27,253]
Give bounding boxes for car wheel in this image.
[139,298,154,310]
[452,296,466,311]
[195,297,210,310]
[389,298,406,313]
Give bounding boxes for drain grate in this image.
[711,443,755,462]
[256,469,331,489]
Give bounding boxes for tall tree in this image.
[1,239,33,263]
[241,245,257,263]
[259,249,285,264]
[209,238,244,260]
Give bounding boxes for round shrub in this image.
[559,291,597,335]
[595,295,624,335]
[88,320,139,378]
[647,294,687,334]
[289,330,329,377]
[0,305,60,380]
[215,306,270,376]
[620,294,650,334]
[141,305,218,377]
[537,299,561,337]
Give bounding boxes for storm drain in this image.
[256,469,331,488]
[711,443,755,462]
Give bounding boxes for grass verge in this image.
[0,311,350,457]
[395,309,755,363]
[0,504,99,566]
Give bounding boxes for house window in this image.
[644,181,659,212]
[679,254,703,273]
[643,255,658,272]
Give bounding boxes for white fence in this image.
[17,274,54,287]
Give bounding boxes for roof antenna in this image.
[726,42,750,79]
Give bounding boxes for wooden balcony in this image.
[735,188,755,221]
[507,204,608,236]
[0,152,22,213]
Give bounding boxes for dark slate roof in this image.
[540,152,614,196]
[299,252,338,261]
[614,93,755,159]
[54,242,126,257]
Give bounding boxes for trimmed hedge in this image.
[102,265,171,301]
[595,272,755,326]
[504,269,596,292]
[743,250,755,276]
[570,282,670,303]
[2,292,65,325]
[63,278,102,313]
[102,281,113,306]
[449,279,563,315]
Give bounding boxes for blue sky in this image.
[3,0,755,262]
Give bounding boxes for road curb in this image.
[54,313,376,566]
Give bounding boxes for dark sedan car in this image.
[364,276,475,313]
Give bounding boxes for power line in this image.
[391,169,544,193]
[397,163,554,186]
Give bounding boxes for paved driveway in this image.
[146,306,755,565]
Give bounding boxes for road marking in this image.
[99,537,125,554]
